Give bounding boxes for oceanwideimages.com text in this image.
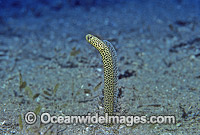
[24,112,176,126]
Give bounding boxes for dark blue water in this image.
[0,0,199,18]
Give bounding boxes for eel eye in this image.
[87,35,93,41]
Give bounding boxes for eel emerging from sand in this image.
[86,34,118,117]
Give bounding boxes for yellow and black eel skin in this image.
[86,34,118,117]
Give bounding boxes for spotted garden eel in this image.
[86,34,118,118]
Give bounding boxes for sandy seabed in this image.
[0,1,200,134]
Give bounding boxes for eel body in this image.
[86,34,118,116]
